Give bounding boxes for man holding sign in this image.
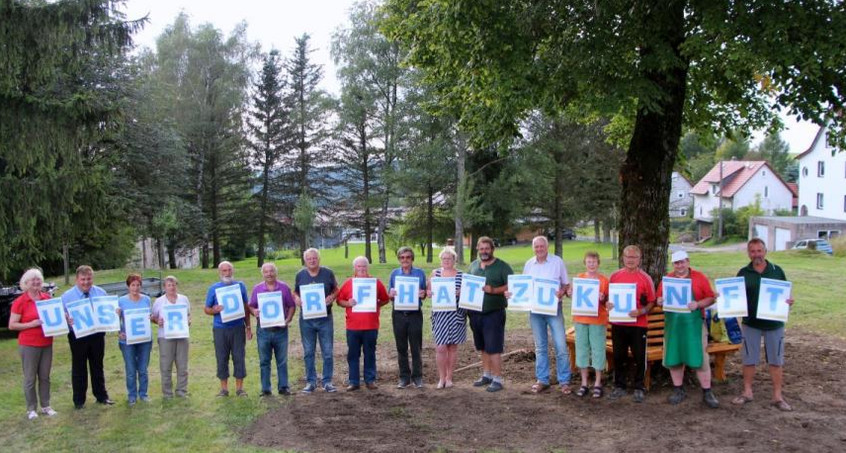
[204,261,251,397]
[337,256,390,391]
[388,247,428,389]
[656,251,719,408]
[607,245,656,403]
[467,236,513,392]
[520,236,571,395]
[293,248,339,393]
[248,263,296,396]
[61,265,114,409]
[732,238,795,411]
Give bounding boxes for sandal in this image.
[531,382,550,393]
[731,395,754,405]
[592,386,604,398]
[560,384,572,395]
[771,400,793,412]
[575,386,589,397]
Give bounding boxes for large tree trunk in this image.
[454,137,466,265]
[426,184,434,263]
[257,154,271,267]
[361,125,372,263]
[167,245,177,270]
[603,222,611,244]
[210,152,221,268]
[618,1,687,282]
[553,151,564,257]
[594,219,601,243]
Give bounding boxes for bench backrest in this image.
[604,306,666,348]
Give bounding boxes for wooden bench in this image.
[564,306,741,389]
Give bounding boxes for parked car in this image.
[1,282,57,328]
[792,238,834,255]
[98,277,164,297]
[547,228,577,241]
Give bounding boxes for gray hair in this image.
[304,248,320,259]
[396,246,414,260]
[164,275,179,286]
[439,247,457,260]
[532,235,549,246]
[352,255,370,267]
[19,268,44,292]
[261,262,278,273]
[218,261,233,271]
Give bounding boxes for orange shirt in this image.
[572,272,610,325]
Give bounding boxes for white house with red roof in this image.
[795,126,846,222]
[690,160,794,239]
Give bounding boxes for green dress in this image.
[663,310,703,368]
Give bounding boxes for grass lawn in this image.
[1,241,842,451]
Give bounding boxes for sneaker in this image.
[397,379,410,389]
[473,376,493,387]
[668,387,686,405]
[27,410,38,420]
[486,381,504,392]
[278,387,291,396]
[608,387,627,400]
[261,390,272,397]
[703,389,719,409]
[345,384,360,392]
[216,389,230,397]
[366,382,379,390]
[301,383,316,394]
[97,399,115,405]
[323,383,338,393]
[413,378,424,389]
[235,389,248,397]
[74,404,85,410]
[633,389,645,403]
[128,399,137,407]
[140,396,152,403]
[40,407,57,416]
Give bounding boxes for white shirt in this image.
[522,253,569,286]
[152,294,191,339]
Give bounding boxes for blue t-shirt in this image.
[61,284,108,338]
[388,266,428,311]
[294,267,338,317]
[205,281,249,329]
[117,294,152,344]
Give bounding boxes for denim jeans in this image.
[529,306,571,385]
[346,329,378,386]
[300,316,334,386]
[119,341,152,401]
[257,326,289,392]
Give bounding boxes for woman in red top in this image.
[8,268,57,420]
[337,256,390,391]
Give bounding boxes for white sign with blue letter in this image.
[756,278,792,322]
[430,277,456,312]
[216,285,245,323]
[714,277,748,317]
[609,283,637,323]
[507,274,533,312]
[124,308,152,344]
[36,297,69,337]
[571,278,600,317]
[91,296,120,332]
[66,298,98,338]
[393,276,420,311]
[162,304,190,339]
[258,291,286,327]
[352,278,378,313]
[531,277,559,315]
[458,274,486,312]
[300,284,327,319]
[662,277,692,313]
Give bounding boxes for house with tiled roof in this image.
[795,126,846,222]
[691,160,793,239]
[669,171,693,218]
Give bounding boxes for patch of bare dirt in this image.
[243,328,846,452]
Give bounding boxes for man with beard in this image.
[204,261,251,397]
[732,238,795,411]
[467,236,513,392]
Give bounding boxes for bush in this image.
[831,236,846,257]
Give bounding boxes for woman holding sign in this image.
[567,252,609,398]
[337,256,390,391]
[427,247,466,389]
[151,276,191,398]
[9,268,57,420]
[117,274,153,405]
[656,251,719,409]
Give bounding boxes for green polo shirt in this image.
[468,257,513,313]
[736,260,787,331]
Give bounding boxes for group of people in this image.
[9,237,795,420]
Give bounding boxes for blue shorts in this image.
[741,324,785,366]
[469,309,506,354]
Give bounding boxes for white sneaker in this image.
[41,407,57,416]
[27,410,38,420]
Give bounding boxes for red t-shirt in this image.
[609,268,656,328]
[337,277,390,331]
[656,268,715,318]
[11,292,53,347]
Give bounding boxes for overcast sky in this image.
[121,0,821,154]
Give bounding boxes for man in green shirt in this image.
[732,238,795,411]
[467,236,513,392]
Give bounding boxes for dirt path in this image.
[243,329,846,452]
